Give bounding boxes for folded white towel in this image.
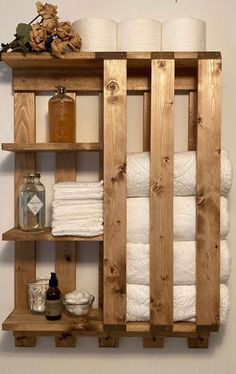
[52,201,103,221]
[51,226,103,236]
[52,181,103,200]
[127,241,231,285]
[127,150,232,197]
[127,196,229,243]
[127,284,230,323]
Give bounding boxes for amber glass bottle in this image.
[45,272,62,320]
[48,86,75,142]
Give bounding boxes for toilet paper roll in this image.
[162,17,206,51]
[72,17,117,51]
[118,18,161,51]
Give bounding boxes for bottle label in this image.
[27,194,44,215]
[45,299,62,317]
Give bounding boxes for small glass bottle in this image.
[45,272,62,321]
[19,173,45,231]
[48,85,76,142]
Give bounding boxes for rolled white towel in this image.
[127,284,230,323]
[127,150,232,197]
[127,196,229,243]
[127,241,231,285]
[51,227,103,237]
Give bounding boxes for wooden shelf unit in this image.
[1,51,221,349]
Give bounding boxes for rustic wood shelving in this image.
[1,51,221,349]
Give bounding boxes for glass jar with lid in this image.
[19,172,45,231]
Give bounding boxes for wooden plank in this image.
[188,334,209,348]
[98,93,104,310]
[143,92,151,151]
[188,92,197,151]
[2,227,103,241]
[103,59,127,329]
[99,336,119,347]
[14,332,36,347]
[13,70,196,92]
[143,337,164,348]
[150,59,174,331]
[14,92,36,347]
[196,59,221,330]
[2,143,102,152]
[55,93,77,347]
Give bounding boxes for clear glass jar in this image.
[27,278,49,314]
[19,173,45,231]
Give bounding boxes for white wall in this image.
[0,1,236,373]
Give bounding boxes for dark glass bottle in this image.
[45,272,62,321]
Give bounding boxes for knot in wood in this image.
[163,156,170,165]
[150,299,161,312]
[197,195,205,206]
[118,162,126,176]
[161,274,168,281]
[106,79,119,94]
[158,60,166,69]
[65,255,71,262]
[151,181,161,194]
[197,116,203,126]
[104,262,119,279]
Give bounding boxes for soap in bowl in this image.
[63,290,95,316]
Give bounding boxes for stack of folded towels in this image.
[126,150,232,323]
[51,181,103,236]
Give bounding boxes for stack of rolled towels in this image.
[72,17,206,52]
[126,150,232,323]
[51,181,103,237]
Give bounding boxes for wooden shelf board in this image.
[3,309,199,337]
[2,227,103,242]
[2,143,102,152]
[1,51,221,70]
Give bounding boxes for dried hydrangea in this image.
[30,24,47,51]
[36,1,57,18]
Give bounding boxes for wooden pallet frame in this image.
[1,51,221,348]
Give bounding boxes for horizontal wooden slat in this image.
[2,143,102,152]
[2,227,103,241]
[13,69,196,92]
[3,309,202,337]
[2,51,221,70]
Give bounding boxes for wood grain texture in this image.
[143,92,151,151]
[150,59,174,331]
[14,332,36,347]
[2,227,103,241]
[99,336,119,347]
[103,59,127,329]
[188,334,209,348]
[13,70,196,92]
[4,309,199,337]
[188,91,198,151]
[196,59,221,330]
[143,337,164,348]
[55,92,77,347]
[14,92,36,346]
[2,143,102,152]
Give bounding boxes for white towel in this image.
[127,150,232,197]
[127,196,229,243]
[51,218,103,236]
[52,200,103,221]
[127,241,231,285]
[127,284,230,323]
[52,181,103,200]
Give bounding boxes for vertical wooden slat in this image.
[103,59,127,330]
[55,92,77,347]
[14,92,36,347]
[143,92,151,151]
[188,333,209,348]
[188,91,198,151]
[150,59,174,331]
[196,59,221,331]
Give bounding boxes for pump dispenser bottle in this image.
[48,85,75,142]
[45,272,62,320]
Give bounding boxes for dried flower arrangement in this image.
[0,2,82,59]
